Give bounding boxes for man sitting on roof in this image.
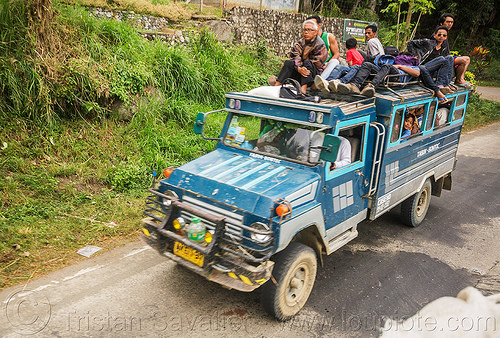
[269,19,328,94]
[336,54,420,97]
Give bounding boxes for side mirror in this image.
[193,112,205,135]
[319,134,341,163]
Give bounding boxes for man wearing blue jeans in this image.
[418,56,452,104]
[337,62,420,97]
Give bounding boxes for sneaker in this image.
[337,82,360,95]
[328,79,340,92]
[360,83,376,97]
[268,75,276,86]
[314,75,330,94]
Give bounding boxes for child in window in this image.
[401,113,415,139]
[410,106,425,135]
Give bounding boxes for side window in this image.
[391,108,404,143]
[425,101,437,131]
[391,105,423,143]
[330,124,365,171]
[453,108,465,121]
[435,97,455,128]
[452,94,467,122]
[456,94,467,106]
[435,107,450,128]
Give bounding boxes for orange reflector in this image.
[276,204,289,216]
[163,167,174,179]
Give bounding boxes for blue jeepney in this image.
[141,84,469,321]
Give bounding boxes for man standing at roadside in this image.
[269,19,328,94]
[365,24,385,58]
[437,13,471,87]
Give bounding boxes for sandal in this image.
[439,87,453,95]
[455,81,472,88]
[438,97,449,105]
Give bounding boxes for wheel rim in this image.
[285,263,310,305]
[415,188,429,217]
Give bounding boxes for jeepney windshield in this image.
[222,113,325,163]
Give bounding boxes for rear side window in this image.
[425,101,437,131]
[391,108,404,143]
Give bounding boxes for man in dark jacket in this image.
[407,26,455,93]
[437,13,471,87]
[270,19,328,93]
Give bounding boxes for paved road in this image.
[476,86,500,102]
[1,122,500,337]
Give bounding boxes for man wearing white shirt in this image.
[365,24,385,58]
[330,136,351,170]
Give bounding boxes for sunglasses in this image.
[437,33,447,37]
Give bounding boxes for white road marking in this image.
[123,246,151,258]
[62,265,103,282]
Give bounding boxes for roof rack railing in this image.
[362,73,434,98]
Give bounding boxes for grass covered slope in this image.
[0,0,280,288]
[1,1,499,289]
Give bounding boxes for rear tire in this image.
[260,242,317,321]
[401,179,432,227]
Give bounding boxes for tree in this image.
[381,0,435,51]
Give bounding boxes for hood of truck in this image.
[163,148,320,216]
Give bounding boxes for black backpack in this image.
[279,78,320,103]
[384,45,399,57]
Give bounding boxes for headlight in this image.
[250,222,272,244]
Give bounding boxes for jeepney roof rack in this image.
[378,73,434,98]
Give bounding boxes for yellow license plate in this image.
[173,242,204,267]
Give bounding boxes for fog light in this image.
[173,217,186,230]
[205,231,213,243]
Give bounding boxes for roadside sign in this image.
[343,19,377,44]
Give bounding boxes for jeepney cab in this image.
[141,83,470,321]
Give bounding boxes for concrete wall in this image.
[188,0,300,12]
[226,7,347,58]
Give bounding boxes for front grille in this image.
[143,188,274,263]
[181,195,244,243]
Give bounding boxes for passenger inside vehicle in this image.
[254,121,289,155]
[410,106,425,135]
[329,136,351,170]
[401,113,416,139]
[285,128,324,162]
[435,107,450,127]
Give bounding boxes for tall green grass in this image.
[0,1,280,287]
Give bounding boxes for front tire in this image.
[401,179,432,227]
[261,242,317,321]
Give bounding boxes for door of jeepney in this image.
[321,115,373,239]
